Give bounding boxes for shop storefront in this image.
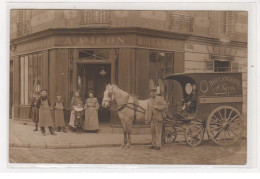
[10,28,187,125]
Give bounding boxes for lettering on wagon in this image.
[209,76,241,95]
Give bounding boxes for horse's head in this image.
[102,84,115,108]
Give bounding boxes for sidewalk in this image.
[9,119,152,149]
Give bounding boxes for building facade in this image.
[10,10,248,125]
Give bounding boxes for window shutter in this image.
[231,62,239,72]
[205,61,214,71]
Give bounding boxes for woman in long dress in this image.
[84,89,100,132]
[69,90,83,129]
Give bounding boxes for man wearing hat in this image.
[145,85,168,150]
[36,89,56,136]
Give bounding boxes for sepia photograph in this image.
[9,9,248,165]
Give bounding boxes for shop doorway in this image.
[77,64,111,123]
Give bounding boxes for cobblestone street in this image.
[9,139,246,165]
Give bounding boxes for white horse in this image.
[102,84,148,148]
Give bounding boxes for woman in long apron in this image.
[84,89,100,132]
[53,93,67,132]
[69,90,83,130]
[36,89,56,136]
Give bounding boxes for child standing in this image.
[29,92,40,131]
[74,103,84,134]
[69,90,83,129]
[53,93,67,133]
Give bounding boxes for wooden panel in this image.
[19,106,30,119]
[37,53,42,89]
[20,56,24,105]
[174,52,184,73]
[48,49,56,105]
[13,56,20,106]
[72,49,78,93]
[32,53,38,91]
[13,106,19,118]
[42,50,49,90]
[199,97,243,104]
[28,54,33,102]
[135,49,149,99]
[56,49,69,105]
[118,48,135,93]
[24,56,29,105]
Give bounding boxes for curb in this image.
[9,142,151,149]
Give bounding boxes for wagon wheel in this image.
[185,125,205,147]
[164,124,177,144]
[206,106,243,146]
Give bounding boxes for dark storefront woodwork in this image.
[10,28,186,125]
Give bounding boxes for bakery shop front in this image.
[10,27,187,125]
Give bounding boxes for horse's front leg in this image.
[125,120,132,149]
[121,121,127,148]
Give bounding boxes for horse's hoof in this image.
[121,143,126,148]
[125,143,130,149]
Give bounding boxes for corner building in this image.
[10,10,248,125]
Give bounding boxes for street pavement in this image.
[9,119,247,165]
[9,140,246,165]
[9,119,151,148]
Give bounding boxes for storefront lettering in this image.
[137,36,183,50]
[64,36,125,46]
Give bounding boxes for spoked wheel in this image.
[185,123,205,147]
[163,124,177,144]
[206,106,243,146]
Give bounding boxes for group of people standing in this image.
[29,89,100,136]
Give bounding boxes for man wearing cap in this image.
[145,86,168,150]
[36,89,56,136]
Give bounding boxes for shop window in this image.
[79,49,110,60]
[20,53,42,105]
[149,51,174,83]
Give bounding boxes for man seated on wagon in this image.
[181,83,198,116]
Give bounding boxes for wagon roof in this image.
[164,72,242,81]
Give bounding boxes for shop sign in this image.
[137,36,184,51]
[57,36,126,47]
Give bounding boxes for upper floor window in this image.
[81,10,111,25]
[205,55,239,72]
[214,60,230,72]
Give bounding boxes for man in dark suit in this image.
[145,86,168,150]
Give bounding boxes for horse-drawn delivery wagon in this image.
[162,72,244,147]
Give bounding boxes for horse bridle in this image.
[104,90,146,114]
